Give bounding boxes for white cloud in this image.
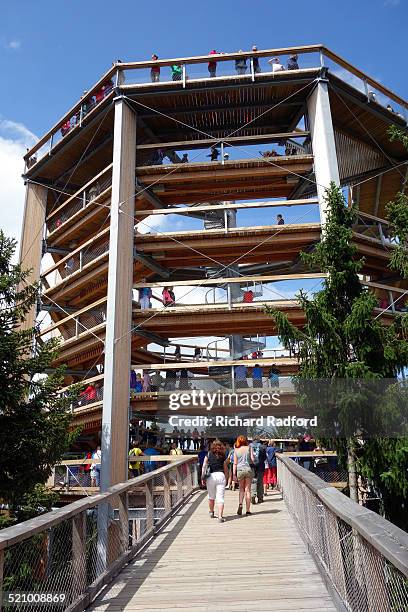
[4,39,21,50]
[0,119,38,243]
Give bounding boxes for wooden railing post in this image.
[72,511,87,599]
[145,480,154,533]
[118,491,129,554]
[176,465,183,501]
[163,472,172,514]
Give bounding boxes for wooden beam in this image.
[135,197,318,217]
[19,182,47,331]
[136,131,310,151]
[130,356,297,371]
[134,272,325,289]
[101,99,136,489]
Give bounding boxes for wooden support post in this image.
[19,182,47,331]
[145,481,154,533]
[307,80,340,227]
[118,492,129,554]
[176,466,183,501]
[163,472,172,513]
[72,511,87,599]
[100,98,136,490]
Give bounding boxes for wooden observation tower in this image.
[20,45,408,490]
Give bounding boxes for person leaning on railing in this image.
[151,54,160,82]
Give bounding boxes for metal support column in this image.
[306,80,340,227]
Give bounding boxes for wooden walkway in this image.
[89,490,336,611]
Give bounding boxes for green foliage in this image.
[267,184,408,528]
[386,191,408,279]
[0,231,77,513]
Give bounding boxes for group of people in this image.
[149,49,299,83]
[60,79,114,137]
[201,436,280,522]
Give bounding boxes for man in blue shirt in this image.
[251,364,263,388]
[143,446,160,473]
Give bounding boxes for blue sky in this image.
[1,1,405,352]
[1,0,407,137]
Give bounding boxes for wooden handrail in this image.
[24,44,408,164]
[322,47,408,109]
[134,272,325,289]
[46,163,112,221]
[135,198,319,217]
[0,457,196,550]
[277,454,408,578]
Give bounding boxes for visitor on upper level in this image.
[252,363,263,388]
[165,369,177,391]
[171,64,182,81]
[79,383,97,405]
[251,45,261,74]
[162,286,176,307]
[277,214,285,225]
[135,373,143,393]
[268,366,280,387]
[235,51,247,75]
[61,120,71,137]
[234,364,248,388]
[142,370,152,392]
[243,288,254,303]
[95,86,105,105]
[150,371,164,392]
[103,78,114,97]
[174,345,181,361]
[193,346,202,361]
[139,285,152,309]
[91,446,102,487]
[268,57,285,72]
[151,54,160,82]
[287,54,299,70]
[151,148,164,165]
[181,153,189,163]
[207,146,220,161]
[81,91,95,117]
[208,50,218,77]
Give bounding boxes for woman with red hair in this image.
[233,435,255,515]
[201,439,229,523]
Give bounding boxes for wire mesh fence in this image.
[277,455,408,612]
[0,458,198,611]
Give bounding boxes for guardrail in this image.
[277,454,408,611]
[24,45,408,171]
[0,457,198,611]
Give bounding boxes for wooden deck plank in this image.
[88,491,336,611]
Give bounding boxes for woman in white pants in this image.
[201,440,229,523]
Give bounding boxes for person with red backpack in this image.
[162,286,175,307]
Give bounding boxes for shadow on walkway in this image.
[90,492,206,611]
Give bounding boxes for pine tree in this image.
[0,231,77,516]
[267,184,408,527]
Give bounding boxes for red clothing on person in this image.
[263,466,277,485]
[95,88,104,103]
[243,290,254,303]
[208,50,217,70]
[80,384,97,401]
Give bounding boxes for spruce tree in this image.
[267,184,408,527]
[0,231,76,517]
